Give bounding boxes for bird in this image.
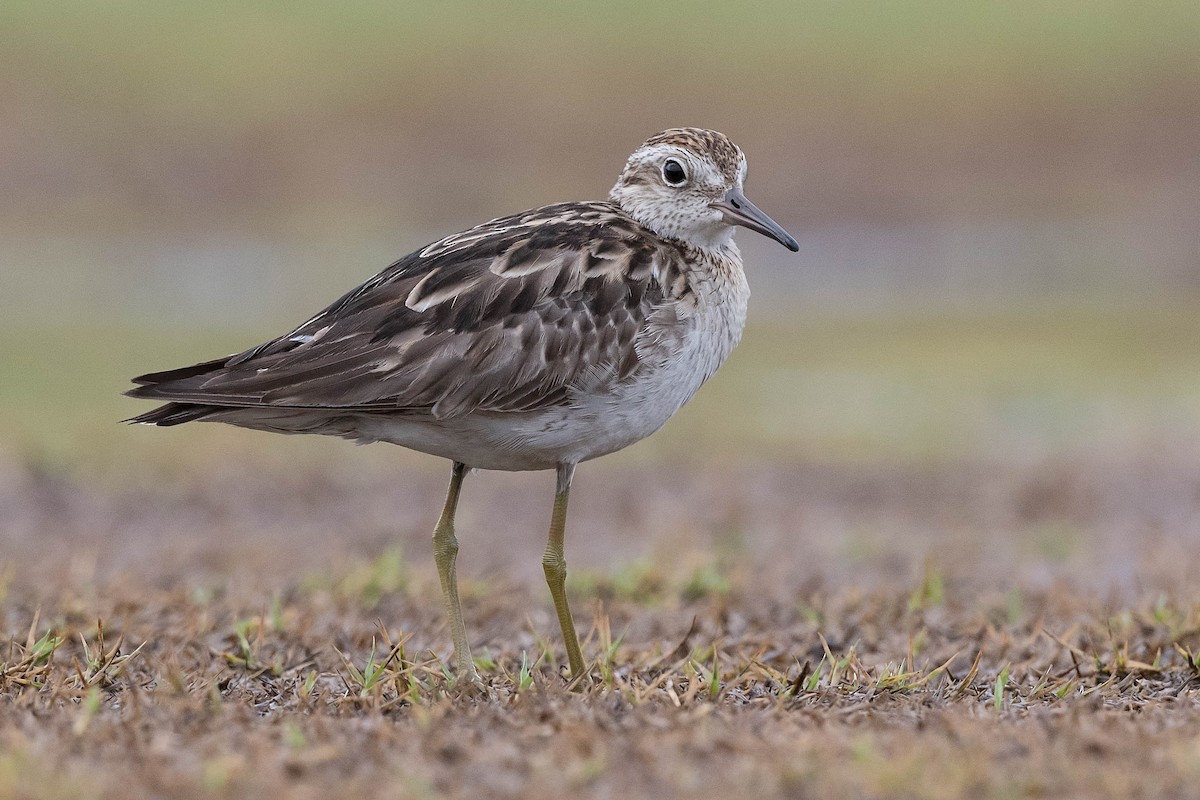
[126,127,798,685]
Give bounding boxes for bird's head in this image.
[610,127,798,254]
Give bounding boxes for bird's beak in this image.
[711,186,799,252]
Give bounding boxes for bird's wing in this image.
[128,202,687,419]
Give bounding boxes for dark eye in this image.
[662,159,687,186]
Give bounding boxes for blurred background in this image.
[0,2,1198,595]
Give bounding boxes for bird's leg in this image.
[542,462,586,678]
[431,461,480,684]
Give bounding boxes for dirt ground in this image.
[2,448,1200,799]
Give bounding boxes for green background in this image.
[2,1,1197,472]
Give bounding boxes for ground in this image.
[3,452,1200,799]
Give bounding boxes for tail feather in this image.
[127,356,236,426]
[130,357,232,386]
[125,402,218,426]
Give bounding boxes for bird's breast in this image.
[554,259,751,461]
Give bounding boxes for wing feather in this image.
[128,202,686,419]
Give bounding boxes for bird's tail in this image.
[124,402,217,427]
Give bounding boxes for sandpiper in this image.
[127,128,798,683]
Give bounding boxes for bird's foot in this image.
[448,664,487,698]
[562,664,593,693]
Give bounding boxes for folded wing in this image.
[128,202,680,420]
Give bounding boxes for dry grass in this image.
[2,450,1200,798]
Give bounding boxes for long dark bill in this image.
[712,186,799,252]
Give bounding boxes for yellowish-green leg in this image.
[432,462,480,684]
[542,462,586,678]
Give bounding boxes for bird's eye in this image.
[661,159,687,186]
